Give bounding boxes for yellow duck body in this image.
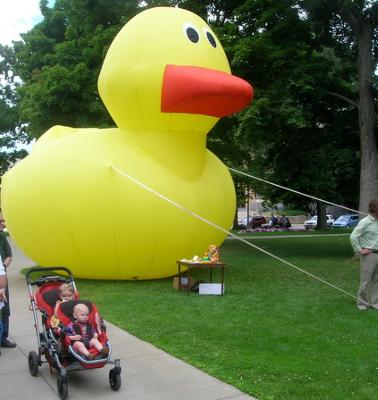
[1,7,253,279]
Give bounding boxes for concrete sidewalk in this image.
[0,240,256,400]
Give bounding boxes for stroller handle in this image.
[25,266,75,286]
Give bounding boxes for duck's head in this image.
[98,7,253,133]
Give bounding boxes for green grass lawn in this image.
[25,235,378,400]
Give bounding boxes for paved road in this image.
[1,239,256,400]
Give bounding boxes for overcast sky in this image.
[0,0,43,46]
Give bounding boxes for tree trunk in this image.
[357,21,378,213]
[246,187,250,226]
[233,210,239,229]
[316,201,328,230]
[337,3,378,213]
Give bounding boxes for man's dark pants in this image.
[1,285,9,341]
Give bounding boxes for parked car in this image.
[304,214,334,229]
[239,215,267,228]
[332,214,359,228]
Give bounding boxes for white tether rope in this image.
[229,167,367,216]
[110,165,370,307]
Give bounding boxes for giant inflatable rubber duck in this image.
[1,7,253,279]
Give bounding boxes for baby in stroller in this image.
[50,283,75,328]
[63,303,109,360]
[53,296,110,364]
[26,267,121,399]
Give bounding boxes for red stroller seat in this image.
[34,281,78,330]
[25,267,121,400]
[56,300,110,367]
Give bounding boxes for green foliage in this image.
[0,51,30,175]
[1,0,141,139]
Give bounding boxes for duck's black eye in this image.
[205,29,217,48]
[186,27,199,43]
[183,24,200,43]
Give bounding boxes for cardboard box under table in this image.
[176,260,226,295]
[173,276,196,290]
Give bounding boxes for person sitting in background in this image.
[281,215,291,229]
[268,213,277,228]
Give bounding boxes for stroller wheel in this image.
[28,351,39,376]
[57,375,68,400]
[109,368,121,391]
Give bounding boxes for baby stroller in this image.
[25,266,121,399]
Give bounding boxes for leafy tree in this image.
[215,1,360,228]
[0,0,140,139]
[0,90,28,176]
[0,48,29,177]
[300,0,378,213]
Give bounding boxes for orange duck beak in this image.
[161,64,253,118]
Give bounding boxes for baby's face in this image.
[60,284,74,299]
[73,306,89,323]
[63,291,74,300]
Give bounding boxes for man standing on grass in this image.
[350,199,378,310]
[0,215,15,348]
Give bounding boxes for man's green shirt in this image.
[350,215,378,253]
[0,233,12,261]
